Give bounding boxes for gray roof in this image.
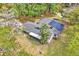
[36,18,52,28]
[39,18,52,24]
[24,21,37,27]
[23,18,62,42]
[23,19,60,35]
[23,21,40,34]
[50,27,60,35]
[23,18,64,43]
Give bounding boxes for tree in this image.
[10,4,28,17]
[10,3,48,17]
[9,3,64,17]
[31,4,47,17]
[40,24,50,44]
[50,4,62,14]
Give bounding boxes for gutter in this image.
[47,33,54,43]
[29,32,41,39]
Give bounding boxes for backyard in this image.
[0,3,79,56]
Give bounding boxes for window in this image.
[35,27,40,30]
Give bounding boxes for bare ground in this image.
[14,32,49,56]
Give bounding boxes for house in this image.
[23,18,64,43]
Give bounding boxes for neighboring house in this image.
[23,18,64,43]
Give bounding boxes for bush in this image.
[10,4,47,17]
[40,24,50,44]
[50,4,62,14]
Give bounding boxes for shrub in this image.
[40,24,50,44]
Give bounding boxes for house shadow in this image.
[23,31,41,45]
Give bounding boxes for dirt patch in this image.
[14,32,48,56]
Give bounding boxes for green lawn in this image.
[0,26,17,55]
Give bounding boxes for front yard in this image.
[13,26,69,56]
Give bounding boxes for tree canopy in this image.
[40,24,50,44]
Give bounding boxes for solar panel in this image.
[49,20,64,31]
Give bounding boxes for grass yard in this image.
[0,26,16,50]
[0,26,17,55]
[13,26,70,56]
[14,23,79,56]
[0,26,32,56]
